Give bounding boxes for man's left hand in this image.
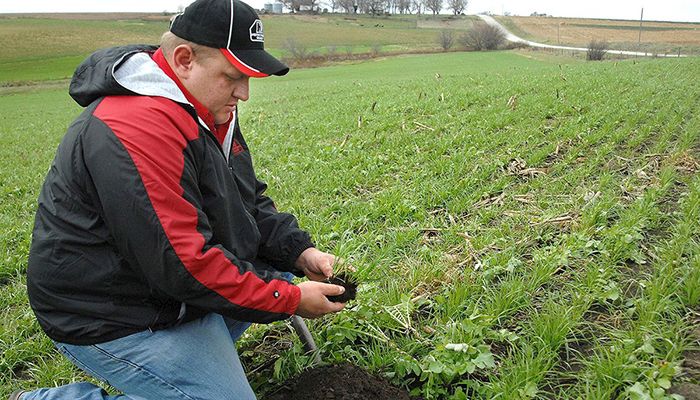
[295,248,336,281]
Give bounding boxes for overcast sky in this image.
[1,0,698,22]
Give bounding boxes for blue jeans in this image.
[22,313,256,400]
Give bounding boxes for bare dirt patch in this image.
[0,79,69,95]
[264,363,421,400]
[670,325,700,398]
[670,383,700,400]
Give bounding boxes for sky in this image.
[1,0,698,23]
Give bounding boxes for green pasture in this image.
[2,49,700,399]
[0,14,476,83]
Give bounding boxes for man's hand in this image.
[295,281,346,319]
[295,248,336,281]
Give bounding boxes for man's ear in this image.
[170,44,196,79]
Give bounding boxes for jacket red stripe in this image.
[93,95,300,315]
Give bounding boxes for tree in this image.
[396,0,411,13]
[438,30,454,50]
[336,0,356,12]
[283,38,310,61]
[327,0,339,12]
[446,0,466,15]
[279,0,301,12]
[364,0,387,14]
[422,0,442,14]
[411,0,422,14]
[459,22,505,50]
[586,39,608,61]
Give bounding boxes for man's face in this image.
[186,50,250,124]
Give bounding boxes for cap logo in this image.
[249,19,264,43]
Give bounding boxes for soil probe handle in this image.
[291,315,321,364]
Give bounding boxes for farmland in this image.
[2,12,700,400]
[0,13,464,83]
[496,16,700,56]
[2,12,699,84]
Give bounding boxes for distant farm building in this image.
[263,3,284,13]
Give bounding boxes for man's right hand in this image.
[295,281,346,319]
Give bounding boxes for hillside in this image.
[0,13,474,84]
[2,12,698,85]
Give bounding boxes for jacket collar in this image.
[111,48,233,139]
[151,48,224,133]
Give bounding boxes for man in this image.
[16,0,346,399]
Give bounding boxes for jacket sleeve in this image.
[253,177,315,275]
[83,96,300,323]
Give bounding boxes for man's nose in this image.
[234,78,250,102]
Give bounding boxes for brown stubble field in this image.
[498,16,700,55]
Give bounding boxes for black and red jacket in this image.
[27,45,313,345]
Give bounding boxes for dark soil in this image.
[264,363,421,400]
[669,325,700,399]
[325,273,358,303]
[669,383,700,400]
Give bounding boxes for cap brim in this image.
[220,49,289,78]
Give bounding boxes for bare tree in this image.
[412,0,422,14]
[438,30,454,50]
[357,0,370,13]
[459,21,505,50]
[396,0,411,13]
[327,0,339,12]
[279,0,300,12]
[364,0,387,14]
[283,38,310,61]
[422,0,442,14]
[446,0,466,15]
[306,0,320,11]
[336,0,356,12]
[586,39,608,60]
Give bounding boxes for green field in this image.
[2,48,699,399]
[0,14,475,84]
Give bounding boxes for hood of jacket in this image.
[69,45,190,109]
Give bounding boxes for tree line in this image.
[277,0,468,15]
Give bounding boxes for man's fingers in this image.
[296,281,347,319]
[320,262,333,277]
[333,257,357,273]
[322,284,345,295]
[329,301,346,312]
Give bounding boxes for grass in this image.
[0,14,472,84]
[2,12,697,83]
[235,52,700,398]
[1,47,699,399]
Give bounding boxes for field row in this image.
[1,52,698,398]
[237,53,700,398]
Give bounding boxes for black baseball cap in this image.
[169,0,289,77]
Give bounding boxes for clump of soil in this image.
[669,383,700,399]
[324,273,358,303]
[264,363,421,400]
